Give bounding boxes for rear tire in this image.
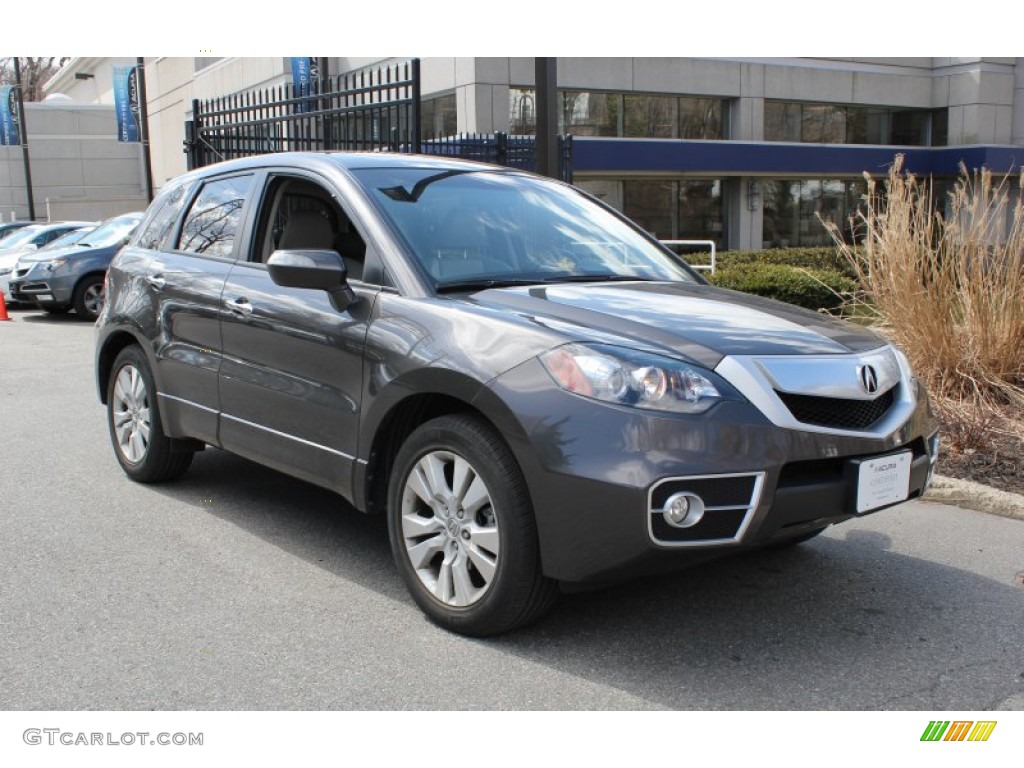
[107,345,194,483]
[387,414,558,636]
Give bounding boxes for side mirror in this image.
[267,249,356,312]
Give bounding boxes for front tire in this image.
[73,274,105,321]
[107,345,194,483]
[387,414,557,636]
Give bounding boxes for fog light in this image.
[663,492,705,528]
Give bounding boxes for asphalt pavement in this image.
[2,307,1023,710]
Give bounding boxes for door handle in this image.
[145,274,166,290]
[226,297,253,316]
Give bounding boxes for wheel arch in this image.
[96,328,150,405]
[357,372,533,520]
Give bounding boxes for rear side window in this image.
[136,182,193,251]
[177,175,253,258]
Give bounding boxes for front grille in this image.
[776,385,897,431]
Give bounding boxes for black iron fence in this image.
[422,132,573,183]
[185,60,421,170]
[184,59,572,182]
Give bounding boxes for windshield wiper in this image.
[435,277,547,293]
[540,274,660,283]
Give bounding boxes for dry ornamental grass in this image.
[824,155,1024,492]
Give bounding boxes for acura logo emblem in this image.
[858,364,879,394]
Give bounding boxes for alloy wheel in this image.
[111,365,151,464]
[400,450,500,607]
[82,283,105,317]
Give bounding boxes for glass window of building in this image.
[765,101,936,146]
[511,90,727,140]
[677,180,723,240]
[931,109,949,146]
[764,101,802,142]
[509,88,536,135]
[624,95,677,138]
[891,110,928,145]
[679,97,725,140]
[561,91,620,136]
[762,178,867,248]
[846,106,888,144]
[623,180,675,239]
[421,94,457,139]
[576,178,725,247]
[801,104,847,144]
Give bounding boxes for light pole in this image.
[12,58,36,220]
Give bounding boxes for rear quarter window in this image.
[135,182,195,251]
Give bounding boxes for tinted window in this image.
[177,175,253,258]
[137,182,193,251]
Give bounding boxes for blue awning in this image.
[572,138,1023,177]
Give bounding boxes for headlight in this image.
[540,343,731,414]
[44,258,69,272]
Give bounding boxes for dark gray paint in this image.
[96,151,939,585]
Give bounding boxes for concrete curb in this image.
[925,474,1024,521]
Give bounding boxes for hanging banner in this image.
[113,65,141,143]
[290,57,318,114]
[0,85,21,146]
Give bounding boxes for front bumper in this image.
[488,358,939,585]
[8,265,75,307]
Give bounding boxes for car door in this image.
[217,169,379,498]
[140,173,257,445]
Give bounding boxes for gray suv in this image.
[95,152,939,636]
[10,212,143,320]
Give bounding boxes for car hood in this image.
[468,281,885,368]
[18,243,96,264]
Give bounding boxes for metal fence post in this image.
[188,98,204,169]
[411,58,421,153]
[495,131,508,167]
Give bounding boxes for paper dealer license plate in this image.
[855,451,912,513]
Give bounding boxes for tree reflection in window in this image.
[178,175,253,258]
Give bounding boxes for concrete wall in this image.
[45,57,140,105]
[0,103,148,222]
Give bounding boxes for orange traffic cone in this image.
[0,292,11,321]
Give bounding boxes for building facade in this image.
[46,57,1024,250]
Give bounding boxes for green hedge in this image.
[713,247,860,279]
[708,263,857,312]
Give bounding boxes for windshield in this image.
[79,214,142,248]
[351,168,698,289]
[41,227,95,251]
[0,225,46,251]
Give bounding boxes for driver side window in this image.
[254,176,366,282]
